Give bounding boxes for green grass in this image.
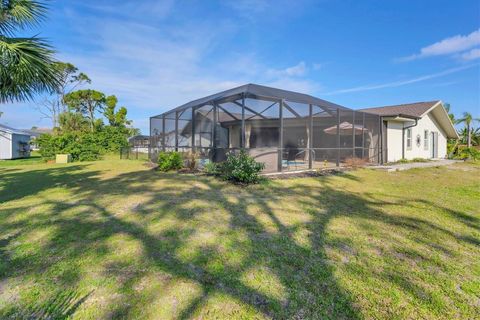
[0,157,479,319]
[0,151,43,166]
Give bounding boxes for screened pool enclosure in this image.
[150,84,382,173]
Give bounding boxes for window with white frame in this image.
[406,128,412,150]
[424,130,429,150]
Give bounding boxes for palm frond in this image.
[0,0,47,35]
[0,35,60,102]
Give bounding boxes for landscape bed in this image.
[0,157,479,319]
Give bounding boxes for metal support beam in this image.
[362,112,365,159]
[283,101,301,118]
[232,101,268,119]
[336,109,340,167]
[352,111,356,158]
[241,94,245,148]
[308,104,313,169]
[162,115,166,152]
[191,107,196,152]
[213,102,218,161]
[217,104,240,121]
[175,111,179,152]
[278,99,284,172]
[379,116,383,164]
[245,101,277,120]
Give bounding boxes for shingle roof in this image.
[0,123,30,135]
[359,101,440,118]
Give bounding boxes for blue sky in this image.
[3,0,480,134]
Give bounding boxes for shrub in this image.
[157,151,183,171]
[454,147,480,160]
[185,152,198,171]
[219,150,265,184]
[203,162,221,176]
[36,132,101,161]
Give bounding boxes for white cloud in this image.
[324,64,477,95]
[459,48,480,61]
[267,61,308,77]
[399,29,480,61]
[53,13,318,133]
[8,1,321,134]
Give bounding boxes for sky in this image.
[2,0,480,134]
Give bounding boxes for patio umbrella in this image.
[323,122,365,135]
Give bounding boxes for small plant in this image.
[412,157,429,163]
[157,151,183,171]
[203,162,221,176]
[220,150,265,184]
[186,151,198,171]
[397,158,410,164]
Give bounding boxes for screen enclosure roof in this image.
[152,83,350,118]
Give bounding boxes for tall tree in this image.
[456,112,480,148]
[64,89,107,132]
[104,95,131,127]
[0,0,60,102]
[36,62,91,127]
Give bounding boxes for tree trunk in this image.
[89,104,95,132]
[467,123,471,148]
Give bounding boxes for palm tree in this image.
[444,103,456,123]
[0,0,59,103]
[456,112,480,148]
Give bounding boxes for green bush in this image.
[219,150,265,184]
[36,132,101,161]
[454,147,480,160]
[203,162,221,176]
[157,152,183,171]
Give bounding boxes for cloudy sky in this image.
[3,0,479,133]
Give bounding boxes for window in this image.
[424,130,429,150]
[406,128,412,150]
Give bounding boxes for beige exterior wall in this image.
[386,121,403,162]
[386,113,447,162]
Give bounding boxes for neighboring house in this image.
[360,101,458,162]
[0,124,31,160]
[128,135,150,148]
[21,128,53,150]
[128,135,150,154]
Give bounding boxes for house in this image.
[21,127,53,150]
[360,101,458,163]
[0,124,31,160]
[150,83,382,172]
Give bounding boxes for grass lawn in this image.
[0,156,479,319]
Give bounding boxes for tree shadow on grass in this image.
[0,164,96,203]
[0,164,478,319]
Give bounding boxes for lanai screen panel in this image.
[177,107,192,148]
[244,97,280,173]
[216,100,242,149]
[364,112,381,163]
[150,116,164,150]
[282,101,310,171]
[164,111,176,148]
[312,105,338,167]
